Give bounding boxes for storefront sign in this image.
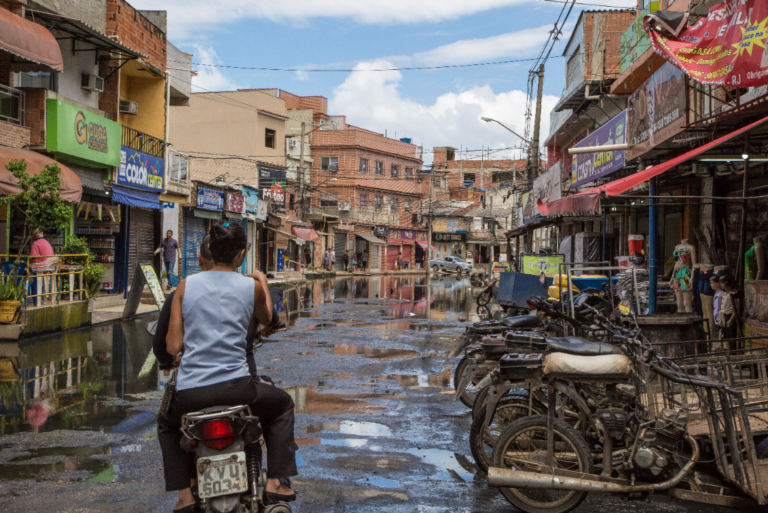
[46,99,121,167]
[118,147,164,192]
[227,193,246,214]
[432,232,467,243]
[197,186,225,211]
[402,230,415,243]
[373,225,389,240]
[627,62,686,160]
[620,9,651,73]
[255,200,268,221]
[521,190,542,225]
[242,186,259,213]
[522,255,565,276]
[259,167,287,213]
[572,110,627,189]
[533,164,562,211]
[647,0,768,88]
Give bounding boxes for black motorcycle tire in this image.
[477,290,492,307]
[470,395,543,473]
[453,349,488,408]
[756,437,768,459]
[492,416,593,513]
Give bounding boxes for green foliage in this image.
[61,237,105,298]
[80,356,104,397]
[0,381,22,408]
[0,160,73,257]
[60,237,90,266]
[0,264,25,301]
[84,263,105,298]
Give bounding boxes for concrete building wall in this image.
[55,36,101,110]
[118,60,166,139]
[27,0,107,32]
[167,42,192,106]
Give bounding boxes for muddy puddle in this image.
[284,385,405,415]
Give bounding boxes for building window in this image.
[375,196,383,211]
[360,194,368,208]
[320,193,338,207]
[265,128,276,148]
[404,200,412,212]
[391,164,399,178]
[405,167,413,180]
[321,157,338,171]
[390,198,398,213]
[375,161,383,176]
[464,173,476,187]
[360,158,368,173]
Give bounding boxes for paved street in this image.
[0,276,737,512]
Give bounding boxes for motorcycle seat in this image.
[544,337,623,356]
[501,315,542,328]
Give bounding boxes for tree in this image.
[0,159,73,257]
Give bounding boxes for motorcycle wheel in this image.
[432,265,439,273]
[470,395,543,473]
[264,504,293,513]
[492,415,593,513]
[477,290,491,307]
[453,349,489,408]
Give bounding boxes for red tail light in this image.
[202,419,234,450]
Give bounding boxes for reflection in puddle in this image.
[285,385,396,415]
[332,345,420,359]
[0,446,112,481]
[304,421,392,437]
[359,476,402,488]
[296,438,368,447]
[406,448,475,482]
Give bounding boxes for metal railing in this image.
[0,84,25,127]
[121,125,165,158]
[0,254,91,307]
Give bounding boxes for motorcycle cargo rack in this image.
[499,353,544,381]
[504,331,548,353]
[480,336,508,357]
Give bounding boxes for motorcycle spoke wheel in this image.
[470,398,534,473]
[477,291,491,306]
[492,416,593,513]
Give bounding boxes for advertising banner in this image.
[227,193,246,214]
[621,9,652,73]
[432,232,467,243]
[521,190,542,225]
[197,186,225,211]
[533,163,562,209]
[572,111,627,189]
[647,0,768,88]
[119,147,164,193]
[627,62,686,160]
[259,167,286,213]
[46,99,121,167]
[242,185,259,213]
[522,254,565,276]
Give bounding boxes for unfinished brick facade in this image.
[105,0,166,72]
[0,120,30,148]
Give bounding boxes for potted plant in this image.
[0,265,25,323]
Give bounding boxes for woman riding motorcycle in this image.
[159,221,298,512]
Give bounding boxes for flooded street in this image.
[0,276,734,512]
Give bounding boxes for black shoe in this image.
[172,503,197,513]
[263,491,297,506]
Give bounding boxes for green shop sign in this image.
[46,99,121,168]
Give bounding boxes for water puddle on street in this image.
[358,476,402,488]
[332,344,420,359]
[303,420,392,437]
[407,448,476,482]
[285,385,402,415]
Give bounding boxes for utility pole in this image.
[426,166,434,318]
[488,193,494,279]
[530,64,545,185]
[298,121,306,221]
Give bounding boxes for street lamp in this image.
[481,117,532,145]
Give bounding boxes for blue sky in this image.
[134,0,636,162]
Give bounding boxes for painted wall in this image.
[28,0,107,32]
[55,36,100,110]
[119,60,166,139]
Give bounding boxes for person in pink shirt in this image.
[30,229,55,265]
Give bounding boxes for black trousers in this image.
[158,376,298,492]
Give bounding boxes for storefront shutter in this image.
[386,245,399,270]
[127,208,156,287]
[334,231,347,270]
[370,245,381,271]
[401,245,412,269]
[182,211,207,278]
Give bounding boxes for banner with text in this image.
[119,147,164,193]
[572,110,627,189]
[646,1,768,88]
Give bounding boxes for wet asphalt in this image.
[0,275,745,512]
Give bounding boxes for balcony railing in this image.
[167,150,190,187]
[121,125,165,158]
[0,84,25,127]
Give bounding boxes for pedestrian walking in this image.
[396,252,403,272]
[304,245,311,268]
[351,252,357,272]
[362,250,368,271]
[330,249,336,270]
[343,250,349,272]
[324,249,330,270]
[155,230,179,290]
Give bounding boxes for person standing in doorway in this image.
[343,250,349,272]
[155,230,179,290]
[351,252,357,273]
[330,248,336,270]
[324,249,330,270]
[304,245,311,269]
[362,250,369,271]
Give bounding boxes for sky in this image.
[133,0,637,164]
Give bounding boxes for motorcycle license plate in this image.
[198,451,249,499]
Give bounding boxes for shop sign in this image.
[432,232,467,243]
[118,147,164,192]
[521,190,542,225]
[522,254,565,276]
[255,200,268,221]
[627,62,686,160]
[533,163,562,211]
[571,110,627,189]
[197,186,225,211]
[620,9,652,73]
[373,225,389,240]
[402,230,415,242]
[46,99,121,167]
[242,185,259,213]
[647,0,768,88]
[227,193,246,214]
[259,167,287,213]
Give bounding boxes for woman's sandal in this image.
[172,503,197,513]
[263,491,297,505]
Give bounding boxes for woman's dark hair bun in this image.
[208,220,247,265]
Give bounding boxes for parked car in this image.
[430,256,473,274]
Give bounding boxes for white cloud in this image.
[191,45,241,92]
[330,60,559,164]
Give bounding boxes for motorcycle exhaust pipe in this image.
[489,435,698,493]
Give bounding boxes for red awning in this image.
[416,241,436,252]
[0,9,63,71]
[0,146,82,202]
[292,226,319,242]
[538,114,768,217]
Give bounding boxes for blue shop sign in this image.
[571,110,626,189]
[242,185,259,213]
[197,186,225,211]
[118,146,164,193]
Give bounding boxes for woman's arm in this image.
[248,271,273,327]
[167,278,186,356]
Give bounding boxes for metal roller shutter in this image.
[401,245,412,269]
[386,245,399,270]
[370,245,381,271]
[127,208,156,288]
[334,231,347,270]
[183,211,207,278]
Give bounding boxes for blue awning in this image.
[111,184,162,209]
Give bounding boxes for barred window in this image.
[320,193,338,207]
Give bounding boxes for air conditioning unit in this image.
[81,73,104,93]
[119,100,138,115]
[412,214,424,224]
[288,139,298,148]
[338,202,351,212]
